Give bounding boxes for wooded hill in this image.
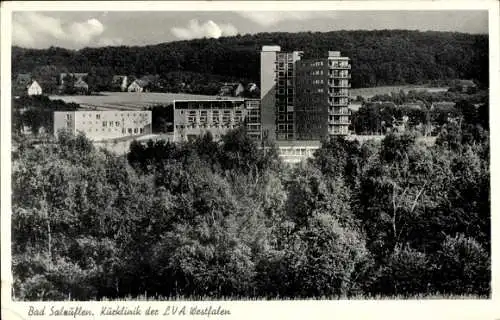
[12,30,488,91]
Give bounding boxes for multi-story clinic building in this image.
[260,46,351,141]
[173,99,261,142]
[54,110,152,141]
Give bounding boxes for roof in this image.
[262,45,281,52]
[274,140,322,148]
[132,79,149,87]
[74,79,89,88]
[432,101,456,108]
[16,73,32,84]
[400,101,425,109]
[457,79,476,87]
[348,103,362,112]
[26,80,40,89]
[112,75,127,81]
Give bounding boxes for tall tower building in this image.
[295,51,351,140]
[260,46,303,141]
[260,46,350,142]
[260,45,280,142]
[327,51,351,136]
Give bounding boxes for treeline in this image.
[12,96,80,137]
[12,121,490,300]
[12,30,488,92]
[351,93,489,135]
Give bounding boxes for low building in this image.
[112,75,128,91]
[400,101,425,110]
[128,79,149,92]
[173,99,261,142]
[454,79,477,93]
[54,110,152,141]
[27,80,43,96]
[74,79,89,95]
[219,82,245,97]
[266,140,321,164]
[246,83,259,93]
[431,101,456,111]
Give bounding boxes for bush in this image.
[433,234,490,296]
[374,246,431,296]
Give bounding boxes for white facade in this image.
[27,81,42,96]
[128,80,144,92]
[54,110,152,141]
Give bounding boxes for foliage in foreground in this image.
[12,123,490,300]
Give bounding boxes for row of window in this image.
[81,127,144,134]
[277,113,294,121]
[329,62,351,68]
[278,148,315,156]
[277,124,294,131]
[309,70,324,76]
[80,112,149,119]
[247,124,261,131]
[176,124,238,130]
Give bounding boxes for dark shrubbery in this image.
[12,121,490,299]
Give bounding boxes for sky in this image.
[12,10,488,50]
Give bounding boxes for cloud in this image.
[171,19,238,40]
[96,37,123,47]
[12,12,118,48]
[68,18,104,44]
[237,11,336,27]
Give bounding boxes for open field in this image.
[350,85,449,99]
[49,92,220,110]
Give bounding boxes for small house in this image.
[128,79,150,93]
[111,75,128,92]
[219,82,245,97]
[454,80,477,93]
[74,79,89,95]
[27,80,43,96]
[431,101,456,111]
[246,83,259,93]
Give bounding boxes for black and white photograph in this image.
[1,1,498,319]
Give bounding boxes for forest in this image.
[12,112,490,299]
[12,30,488,95]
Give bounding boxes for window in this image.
[96,114,100,119]
[102,121,107,127]
[140,128,144,134]
[278,114,285,121]
[115,121,120,126]
[134,128,138,134]
[128,128,132,134]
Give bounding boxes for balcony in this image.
[330,120,350,125]
[328,92,349,97]
[329,83,351,88]
[329,102,349,107]
[329,110,349,116]
[330,64,351,69]
[329,74,351,79]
